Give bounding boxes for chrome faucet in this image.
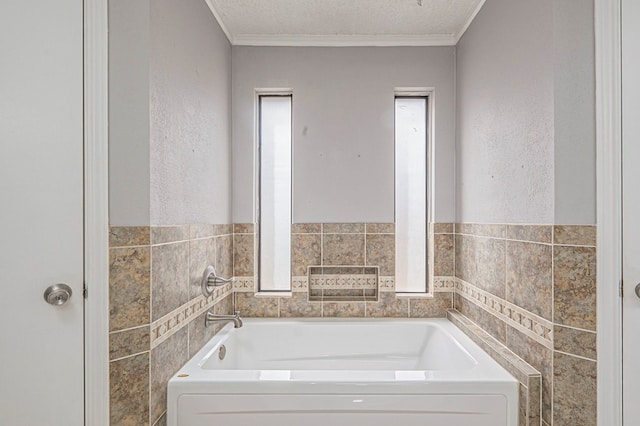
[205,310,243,328]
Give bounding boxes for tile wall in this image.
[108,222,597,426]
[232,223,455,318]
[108,225,234,426]
[453,224,597,426]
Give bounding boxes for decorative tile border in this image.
[292,276,307,292]
[309,274,377,289]
[233,277,255,292]
[379,276,395,291]
[150,283,232,349]
[433,276,456,292]
[455,278,553,349]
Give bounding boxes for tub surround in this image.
[454,223,597,426]
[109,222,596,426]
[232,223,455,318]
[109,225,234,426]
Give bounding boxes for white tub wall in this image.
[231,46,456,224]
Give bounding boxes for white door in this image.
[623,0,640,423]
[0,0,85,425]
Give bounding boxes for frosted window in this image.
[395,97,427,293]
[259,96,292,291]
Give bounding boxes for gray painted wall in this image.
[456,0,555,224]
[108,0,232,226]
[232,46,456,223]
[149,0,232,225]
[456,0,596,225]
[109,0,151,226]
[553,0,596,225]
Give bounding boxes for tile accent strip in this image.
[309,274,377,289]
[455,278,553,349]
[150,282,232,349]
[433,276,456,292]
[233,277,255,292]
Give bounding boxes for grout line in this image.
[554,349,597,363]
[550,223,555,423]
[553,323,597,333]
[109,324,150,334]
[151,411,167,426]
[109,244,151,249]
[110,350,150,364]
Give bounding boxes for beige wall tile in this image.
[506,326,553,425]
[110,226,150,247]
[152,413,166,426]
[215,235,233,278]
[187,311,218,359]
[506,240,553,320]
[476,306,507,344]
[109,247,151,331]
[212,224,233,236]
[291,234,321,276]
[323,234,365,265]
[110,326,150,360]
[233,223,254,233]
[279,292,322,317]
[323,223,364,233]
[291,223,322,233]
[233,234,254,277]
[151,225,189,245]
[554,245,597,330]
[554,225,596,246]
[149,328,188,425]
[366,292,408,318]
[110,353,149,426]
[518,383,527,426]
[553,352,597,426]
[456,223,506,238]
[433,223,454,234]
[434,234,454,276]
[188,238,216,300]
[189,224,215,239]
[455,234,506,298]
[322,289,366,300]
[526,376,541,426]
[323,301,365,317]
[507,224,552,244]
[366,223,395,233]
[235,292,279,317]
[215,292,234,316]
[409,293,452,317]
[554,325,597,360]
[151,242,189,321]
[366,233,395,275]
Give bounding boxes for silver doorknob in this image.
[635,283,640,299]
[43,284,73,306]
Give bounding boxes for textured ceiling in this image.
[206,0,486,46]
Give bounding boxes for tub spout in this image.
[205,311,243,328]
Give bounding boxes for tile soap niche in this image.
[307,266,379,302]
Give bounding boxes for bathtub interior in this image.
[200,319,478,371]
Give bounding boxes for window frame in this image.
[255,91,294,294]
[394,89,434,296]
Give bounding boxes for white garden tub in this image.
[167,318,518,426]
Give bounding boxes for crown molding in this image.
[203,0,234,44]
[454,0,486,44]
[232,33,456,47]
